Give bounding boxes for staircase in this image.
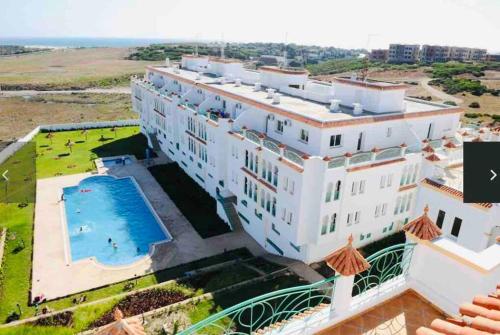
[218,195,243,232]
[147,131,162,152]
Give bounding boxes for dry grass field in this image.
[0,48,157,89]
[0,93,136,148]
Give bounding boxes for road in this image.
[419,78,463,104]
[0,87,131,97]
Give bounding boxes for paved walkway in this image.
[420,78,463,104]
[32,160,264,300]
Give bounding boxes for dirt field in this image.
[0,48,157,89]
[0,93,136,148]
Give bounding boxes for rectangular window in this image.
[375,205,381,218]
[330,214,336,233]
[380,175,386,189]
[386,127,392,137]
[387,174,393,187]
[347,213,352,226]
[330,134,342,147]
[355,211,361,224]
[451,217,462,237]
[359,180,366,194]
[351,181,358,195]
[299,129,309,143]
[436,210,446,229]
[276,120,284,133]
[287,212,293,225]
[382,203,387,216]
[321,220,328,235]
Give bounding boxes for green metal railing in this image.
[178,275,337,335]
[352,243,415,296]
[178,243,416,335]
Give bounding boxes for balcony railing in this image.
[178,243,416,335]
[328,145,409,170]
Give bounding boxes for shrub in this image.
[469,102,481,108]
[443,101,457,106]
[464,113,480,118]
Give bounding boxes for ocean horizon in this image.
[0,37,190,48]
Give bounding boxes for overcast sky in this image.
[1,0,499,51]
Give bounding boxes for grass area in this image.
[0,48,156,90]
[0,93,136,148]
[149,163,231,238]
[35,126,147,178]
[186,273,310,334]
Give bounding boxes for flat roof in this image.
[147,66,461,128]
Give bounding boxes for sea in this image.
[0,37,187,48]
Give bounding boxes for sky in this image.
[1,0,499,51]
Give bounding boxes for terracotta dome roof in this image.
[403,205,442,241]
[425,154,441,162]
[444,141,457,149]
[325,235,370,276]
[95,308,146,335]
[422,145,435,153]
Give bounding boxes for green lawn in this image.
[35,126,148,179]
[149,164,231,238]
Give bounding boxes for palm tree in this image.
[46,132,54,145]
[65,139,75,154]
[81,129,88,142]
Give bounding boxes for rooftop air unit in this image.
[254,82,262,91]
[235,78,242,87]
[329,99,341,112]
[267,88,276,99]
[353,103,363,115]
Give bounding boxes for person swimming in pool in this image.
[108,237,112,244]
[136,247,140,253]
[112,242,118,249]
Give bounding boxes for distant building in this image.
[388,44,420,63]
[420,45,451,63]
[369,49,388,62]
[469,48,487,61]
[487,53,500,62]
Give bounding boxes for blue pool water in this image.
[103,157,132,167]
[63,175,171,266]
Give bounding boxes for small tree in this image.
[65,139,74,154]
[46,132,54,145]
[111,126,117,138]
[81,129,88,141]
[469,102,480,108]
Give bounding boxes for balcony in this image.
[327,145,409,170]
[236,129,307,168]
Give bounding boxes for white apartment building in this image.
[131,55,498,263]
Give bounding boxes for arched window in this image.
[245,150,249,168]
[261,159,267,179]
[253,184,258,202]
[394,196,401,215]
[266,194,271,212]
[406,165,413,185]
[249,153,254,171]
[334,181,342,201]
[254,155,259,174]
[325,183,333,203]
[260,190,265,208]
[244,177,248,195]
[267,162,272,183]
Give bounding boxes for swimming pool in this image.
[63,175,171,266]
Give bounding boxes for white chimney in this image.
[254,82,262,91]
[196,72,202,80]
[329,99,341,112]
[235,78,242,87]
[165,58,171,67]
[267,88,276,99]
[353,103,363,115]
[273,93,281,104]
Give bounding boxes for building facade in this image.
[388,44,420,63]
[421,45,487,63]
[369,49,388,62]
[131,55,498,263]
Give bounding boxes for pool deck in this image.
[32,160,265,300]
